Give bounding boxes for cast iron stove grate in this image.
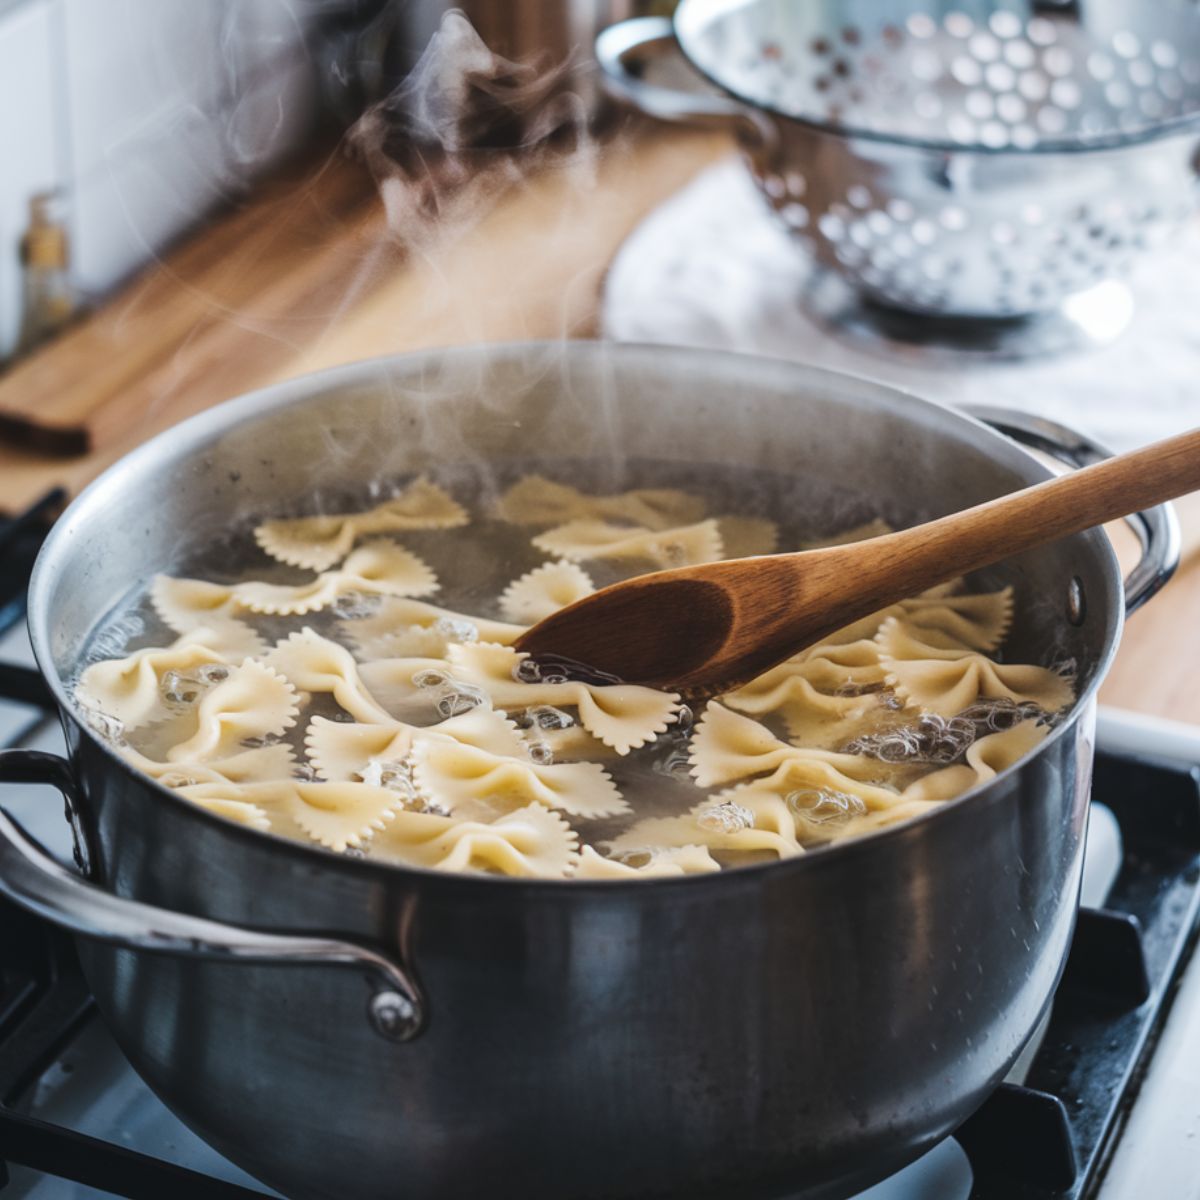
[0,493,1198,1199]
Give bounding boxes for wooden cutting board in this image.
[0,155,394,456]
[0,127,732,513]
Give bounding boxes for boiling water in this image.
[73,457,1063,869]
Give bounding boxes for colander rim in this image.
[673,0,1200,157]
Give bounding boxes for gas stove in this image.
[0,495,1197,1200]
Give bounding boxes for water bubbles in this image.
[158,771,198,788]
[528,705,574,731]
[83,614,145,666]
[514,659,544,683]
[292,762,321,782]
[847,712,976,764]
[358,757,429,808]
[333,592,383,620]
[432,616,479,644]
[613,847,657,869]
[195,664,230,685]
[343,846,367,859]
[958,697,1046,732]
[695,800,754,835]
[673,704,695,739]
[241,734,284,748]
[527,741,555,766]
[412,668,450,690]
[435,683,488,717]
[787,788,867,825]
[160,670,201,706]
[655,749,693,781]
[84,708,126,744]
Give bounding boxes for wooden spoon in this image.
[513,427,1200,696]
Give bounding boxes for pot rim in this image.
[28,340,1122,896]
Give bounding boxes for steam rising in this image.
[350,11,596,249]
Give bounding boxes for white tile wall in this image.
[0,0,338,329]
[0,0,60,357]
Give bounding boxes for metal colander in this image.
[601,0,1200,342]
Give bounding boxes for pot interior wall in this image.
[34,341,1119,700]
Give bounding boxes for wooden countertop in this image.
[0,127,1194,722]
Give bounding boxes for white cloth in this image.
[602,157,1200,454]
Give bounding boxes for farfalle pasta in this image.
[265,629,395,723]
[153,541,436,630]
[255,476,468,570]
[179,779,403,852]
[338,596,524,660]
[76,633,231,727]
[878,617,1074,718]
[532,518,724,569]
[75,470,1076,878]
[499,561,595,624]
[138,661,299,764]
[306,707,525,782]
[496,475,705,529]
[574,844,721,878]
[370,803,580,878]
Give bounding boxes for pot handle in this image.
[595,17,765,136]
[962,406,1181,614]
[0,749,425,1043]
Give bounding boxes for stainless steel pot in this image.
[0,343,1178,1200]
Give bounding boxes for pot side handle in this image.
[0,749,425,1043]
[595,17,764,135]
[961,406,1181,614]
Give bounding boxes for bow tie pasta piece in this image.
[902,720,1050,802]
[608,791,803,861]
[807,797,943,846]
[254,477,468,571]
[531,724,619,762]
[266,629,396,723]
[573,844,720,878]
[150,578,266,658]
[411,738,628,821]
[802,584,1010,649]
[76,635,231,727]
[496,475,705,530]
[689,703,908,792]
[801,518,894,549]
[161,662,299,763]
[187,797,272,832]
[306,715,419,782]
[179,779,404,851]
[338,596,524,660]
[445,642,682,754]
[121,742,296,787]
[878,617,1074,718]
[371,803,579,877]
[723,638,887,707]
[721,642,890,747]
[499,562,595,624]
[532,518,723,569]
[234,540,438,616]
[716,516,778,559]
[711,766,908,842]
[152,541,437,625]
[306,707,525,782]
[896,587,1013,652]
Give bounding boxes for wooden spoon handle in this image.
[855,426,1200,601]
